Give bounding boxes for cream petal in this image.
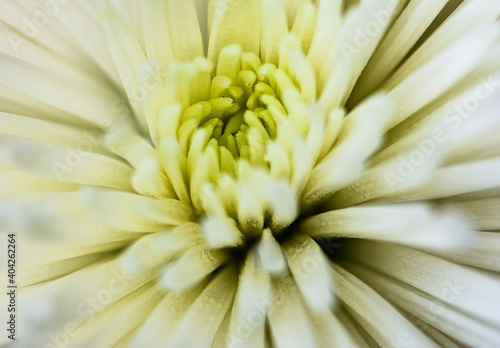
[82,187,194,232]
[304,93,394,205]
[129,284,205,348]
[401,313,463,348]
[43,0,122,86]
[211,309,232,348]
[268,274,320,348]
[303,203,473,250]
[261,0,289,65]
[329,261,439,348]
[386,24,500,129]
[334,0,406,104]
[0,112,110,156]
[158,136,191,205]
[388,0,500,87]
[159,245,226,291]
[0,84,87,126]
[19,253,107,287]
[0,134,133,191]
[446,197,500,231]
[68,284,163,348]
[307,0,342,92]
[281,0,311,26]
[194,0,209,54]
[344,259,500,348]
[79,190,160,233]
[0,24,119,99]
[291,3,316,54]
[140,0,175,78]
[432,231,500,272]
[208,0,261,61]
[328,146,443,208]
[344,240,500,327]
[0,194,141,261]
[168,267,237,348]
[120,232,190,276]
[264,180,298,226]
[0,1,99,72]
[0,53,127,127]
[200,215,243,248]
[100,2,148,131]
[227,254,271,348]
[351,0,449,101]
[400,157,500,201]
[334,307,374,348]
[283,236,334,310]
[255,228,288,276]
[306,309,361,348]
[370,81,500,168]
[165,0,204,61]
[17,257,155,347]
[0,170,77,195]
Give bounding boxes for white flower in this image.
[1,0,500,347]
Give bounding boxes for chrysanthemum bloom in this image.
[1,0,500,347]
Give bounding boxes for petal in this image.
[82,187,193,232]
[329,261,439,348]
[351,0,450,101]
[129,284,205,348]
[302,203,473,251]
[343,241,500,327]
[0,135,133,191]
[168,267,237,348]
[343,257,500,348]
[268,274,320,348]
[208,0,261,61]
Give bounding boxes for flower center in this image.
[178,44,296,174]
[106,39,340,290]
[156,43,323,245]
[108,39,332,258]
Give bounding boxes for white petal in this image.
[344,241,500,327]
[129,284,205,348]
[268,275,320,348]
[169,267,237,348]
[283,236,334,310]
[200,216,242,248]
[261,0,289,65]
[68,284,163,348]
[329,261,439,348]
[159,245,226,291]
[17,257,155,347]
[432,231,500,272]
[351,0,449,101]
[208,0,261,61]
[386,24,500,129]
[255,228,288,276]
[0,134,133,191]
[227,254,271,348]
[82,188,193,232]
[304,93,394,205]
[303,203,473,251]
[344,258,500,348]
